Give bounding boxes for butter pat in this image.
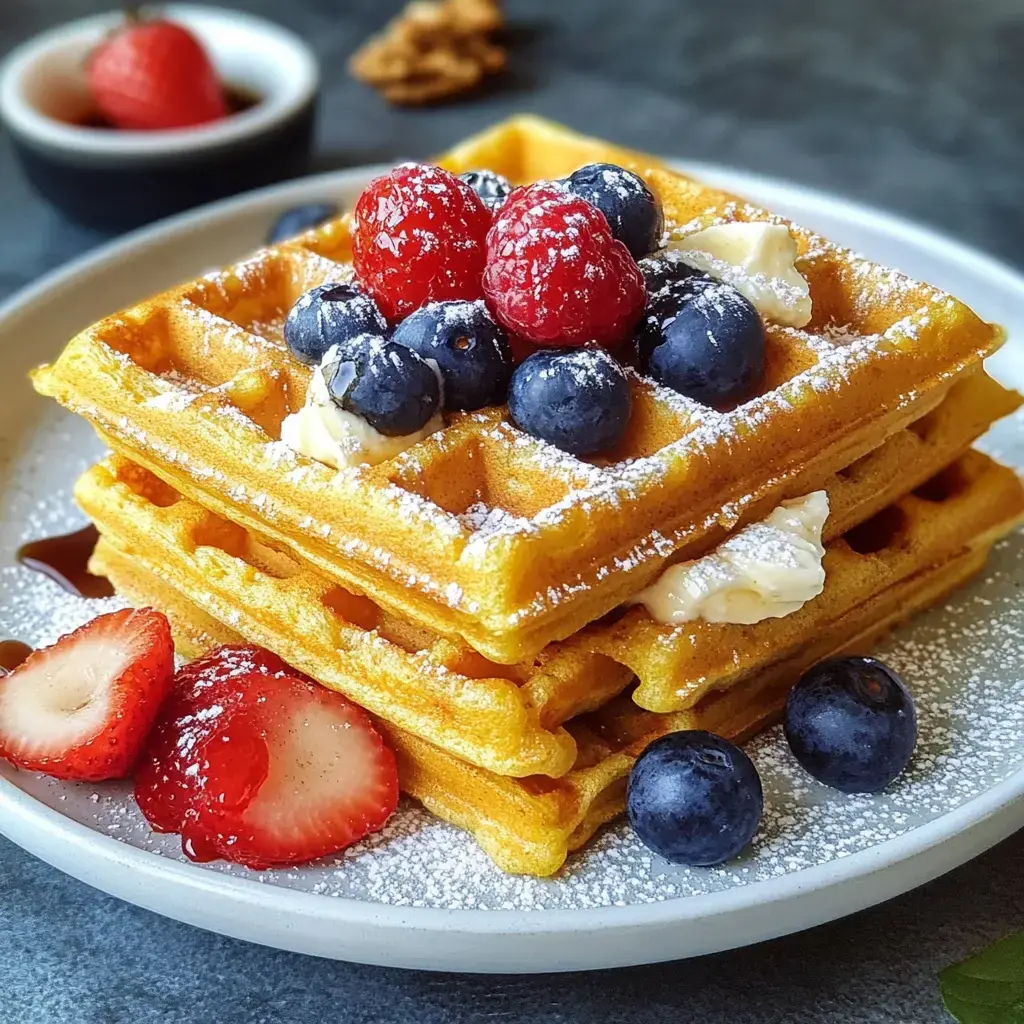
[280,346,443,470]
[668,222,812,328]
[632,491,829,625]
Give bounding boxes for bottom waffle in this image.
[88,452,1024,875]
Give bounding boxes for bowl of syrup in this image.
[0,5,320,232]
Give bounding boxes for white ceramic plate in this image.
[1,161,1022,974]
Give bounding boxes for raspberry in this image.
[351,164,491,321]
[482,183,646,347]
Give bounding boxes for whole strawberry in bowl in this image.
[0,6,319,231]
[86,15,229,131]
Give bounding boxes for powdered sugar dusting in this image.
[458,501,537,540]
[2,407,1023,910]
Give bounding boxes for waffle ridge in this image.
[33,116,1006,664]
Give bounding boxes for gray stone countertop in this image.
[2,1,1023,1020]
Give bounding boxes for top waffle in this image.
[33,116,1005,664]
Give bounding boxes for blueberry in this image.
[267,202,339,244]
[565,162,664,259]
[784,656,917,794]
[637,249,706,296]
[627,731,763,866]
[391,300,512,411]
[508,348,631,457]
[646,279,766,406]
[633,272,717,369]
[284,282,389,366]
[325,335,440,436]
[459,169,513,211]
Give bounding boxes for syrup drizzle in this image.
[0,640,33,676]
[16,525,114,599]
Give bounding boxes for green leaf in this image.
[940,931,1024,1024]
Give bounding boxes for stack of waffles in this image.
[34,117,1024,876]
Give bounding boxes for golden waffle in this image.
[578,374,1022,712]
[74,373,1016,778]
[89,449,1024,875]
[33,116,1005,665]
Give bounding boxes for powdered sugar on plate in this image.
[2,405,1023,911]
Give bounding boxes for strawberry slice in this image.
[135,645,299,833]
[0,608,174,782]
[135,645,399,869]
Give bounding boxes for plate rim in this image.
[2,157,1023,967]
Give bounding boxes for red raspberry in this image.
[351,164,491,321]
[482,183,646,347]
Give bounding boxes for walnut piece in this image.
[349,0,506,105]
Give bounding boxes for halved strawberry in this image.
[0,608,175,782]
[135,645,399,869]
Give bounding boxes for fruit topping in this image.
[391,299,512,410]
[352,163,491,320]
[627,730,763,866]
[632,271,716,367]
[784,656,917,793]
[267,202,340,244]
[0,608,174,782]
[135,644,398,869]
[637,249,708,296]
[284,282,389,366]
[458,169,513,211]
[644,278,766,407]
[564,162,664,260]
[483,182,646,347]
[325,335,441,436]
[508,348,631,456]
[87,18,228,131]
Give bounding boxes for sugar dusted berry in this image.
[483,182,646,348]
[325,335,441,436]
[352,163,491,321]
[135,644,398,870]
[459,169,513,211]
[284,282,388,365]
[508,348,631,456]
[646,278,766,406]
[391,299,512,410]
[566,162,664,259]
[637,249,706,296]
[633,270,716,368]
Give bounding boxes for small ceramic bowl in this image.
[0,5,319,232]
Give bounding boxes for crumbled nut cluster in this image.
[349,0,506,105]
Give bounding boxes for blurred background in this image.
[2,0,1023,297]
